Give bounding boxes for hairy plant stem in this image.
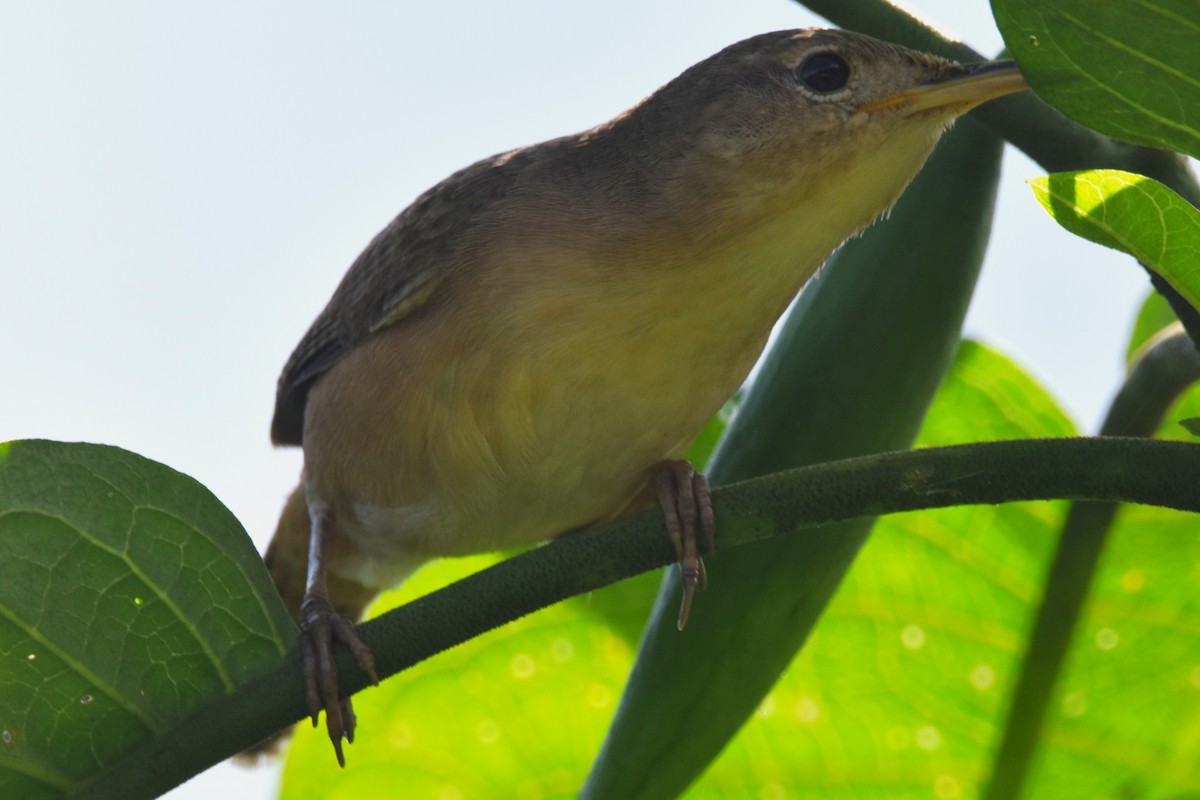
[74,437,1200,800]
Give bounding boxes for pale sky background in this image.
[0,1,1152,797]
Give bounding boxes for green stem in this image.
[984,331,1200,800]
[74,437,1200,800]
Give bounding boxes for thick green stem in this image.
[74,437,1200,800]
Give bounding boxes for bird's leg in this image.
[300,505,379,767]
[653,460,716,630]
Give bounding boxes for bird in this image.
[262,27,1028,764]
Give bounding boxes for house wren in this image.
[264,28,1027,764]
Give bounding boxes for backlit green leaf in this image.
[1126,290,1179,365]
[1030,170,1200,313]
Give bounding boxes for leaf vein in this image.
[0,603,163,732]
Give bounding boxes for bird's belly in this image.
[306,297,764,584]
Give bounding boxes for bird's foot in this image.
[653,459,716,630]
[299,593,379,766]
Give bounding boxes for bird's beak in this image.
[861,60,1028,116]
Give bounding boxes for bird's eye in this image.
[797,52,850,93]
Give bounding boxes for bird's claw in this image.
[653,460,716,630]
[300,593,379,766]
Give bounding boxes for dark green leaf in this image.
[992,0,1200,158]
[0,440,294,798]
[1180,417,1200,436]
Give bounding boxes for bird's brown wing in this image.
[270,150,525,446]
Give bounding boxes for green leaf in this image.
[1156,375,1200,443]
[0,440,295,799]
[911,341,1078,448]
[683,392,738,471]
[1030,170,1200,312]
[991,0,1200,158]
[1041,371,1200,796]
[1018,504,1200,798]
[1126,290,1179,365]
[985,322,1200,800]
